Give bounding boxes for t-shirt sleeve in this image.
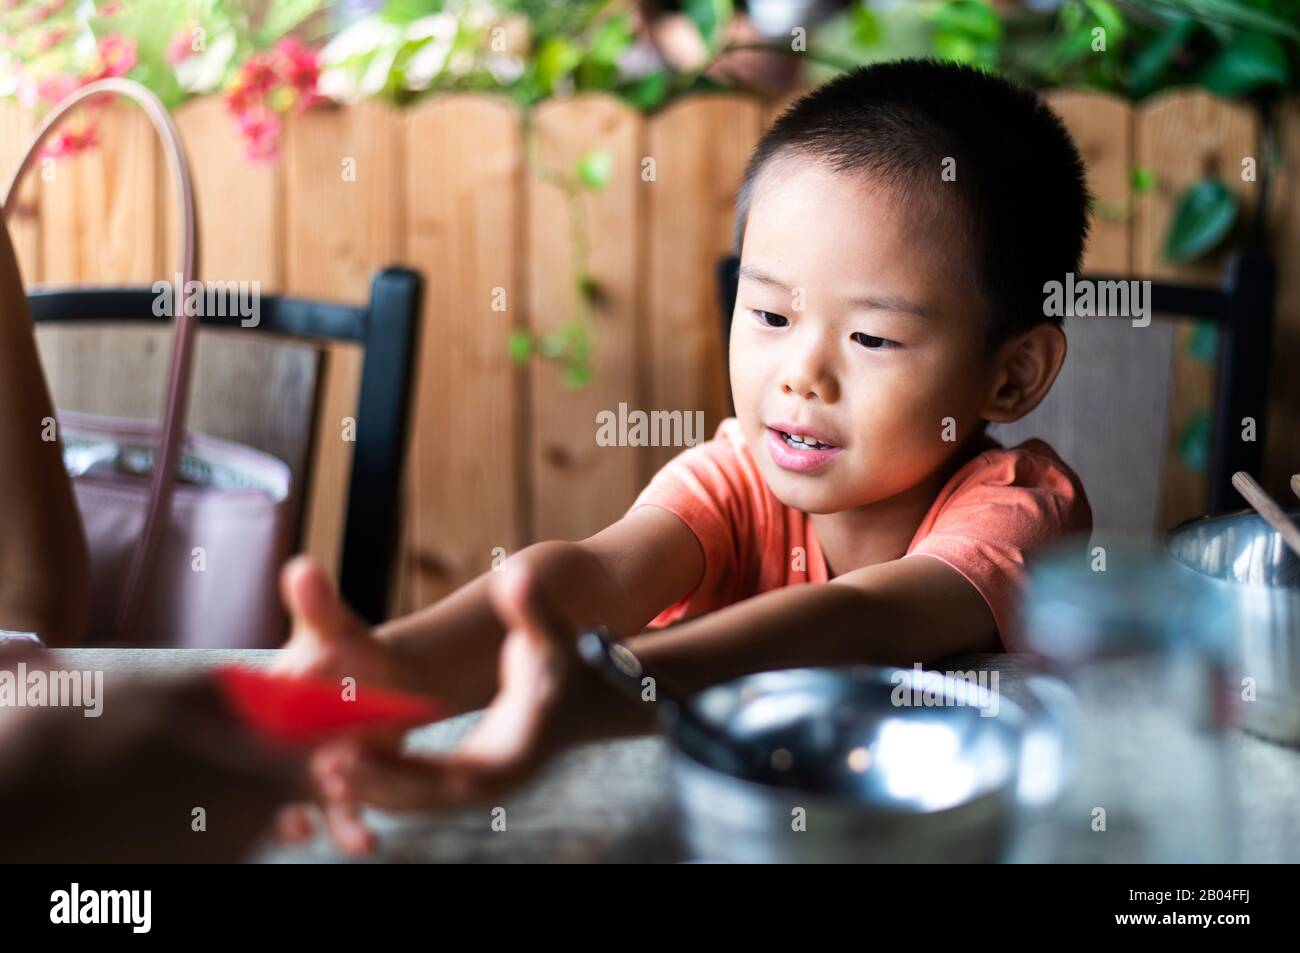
[626,421,755,627]
[905,442,1092,652]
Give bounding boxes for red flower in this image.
[38,124,99,160]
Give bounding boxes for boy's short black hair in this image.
[734,59,1090,346]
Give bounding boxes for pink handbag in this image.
[1,79,292,648]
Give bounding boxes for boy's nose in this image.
[779,350,839,403]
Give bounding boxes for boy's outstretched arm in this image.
[304,515,1002,822]
[277,505,705,714]
[631,553,1000,695]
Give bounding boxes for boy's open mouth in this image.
[775,429,835,450]
[765,425,843,473]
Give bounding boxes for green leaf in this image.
[622,70,669,110]
[1164,178,1238,263]
[852,4,883,47]
[1177,410,1211,472]
[508,329,533,364]
[934,32,980,65]
[683,0,733,47]
[1129,166,1156,193]
[1200,32,1290,96]
[379,0,444,26]
[536,35,582,91]
[575,149,612,191]
[589,14,634,65]
[1167,0,1300,43]
[931,1,1003,43]
[1127,15,1196,98]
[1188,321,1218,364]
[256,0,326,46]
[1083,0,1124,41]
[562,362,592,388]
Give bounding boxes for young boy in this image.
[274,59,1092,853]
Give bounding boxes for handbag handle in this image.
[2,78,201,642]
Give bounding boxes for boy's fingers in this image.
[314,704,549,810]
[272,804,315,843]
[331,748,526,810]
[322,799,376,857]
[279,556,365,648]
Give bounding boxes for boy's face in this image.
[731,155,998,515]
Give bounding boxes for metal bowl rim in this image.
[667,665,1028,814]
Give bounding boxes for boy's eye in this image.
[751,309,789,328]
[851,331,897,350]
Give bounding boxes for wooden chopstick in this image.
[1232,471,1300,561]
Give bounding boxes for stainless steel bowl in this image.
[1166,509,1300,746]
[668,666,1053,863]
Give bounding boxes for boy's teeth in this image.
[782,431,830,450]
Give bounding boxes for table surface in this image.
[50,648,1300,863]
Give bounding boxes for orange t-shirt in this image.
[628,418,1091,652]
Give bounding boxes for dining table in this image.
[50,647,1300,863]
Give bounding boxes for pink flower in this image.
[222,39,324,160]
[39,26,69,50]
[30,0,66,23]
[234,105,282,162]
[87,33,136,80]
[99,1,121,14]
[166,28,195,66]
[36,72,77,104]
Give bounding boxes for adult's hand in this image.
[0,646,306,863]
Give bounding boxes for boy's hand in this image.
[273,556,400,689]
[271,556,417,855]
[308,561,633,819]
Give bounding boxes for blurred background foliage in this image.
[2,0,1293,381]
[6,2,1299,118]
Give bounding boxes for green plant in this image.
[0,0,325,157]
[506,134,610,388]
[830,0,1300,264]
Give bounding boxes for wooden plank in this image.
[29,102,165,427]
[400,94,523,611]
[643,94,764,479]
[164,98,319,531]
[1132,90,1257,530]
[0,100,41,281]
[1264,98,1300,503]
[1045,90,1132,274]
[37,102,162,285]
[282,100,403,582]
[167,97,282,288]
[528,95,643,541]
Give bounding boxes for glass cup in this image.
[1015,540,1237,863]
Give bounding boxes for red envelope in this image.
[213,664,448,747]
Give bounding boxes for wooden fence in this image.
[1,88,1297,619]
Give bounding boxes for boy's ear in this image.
[980,323,1067,424]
